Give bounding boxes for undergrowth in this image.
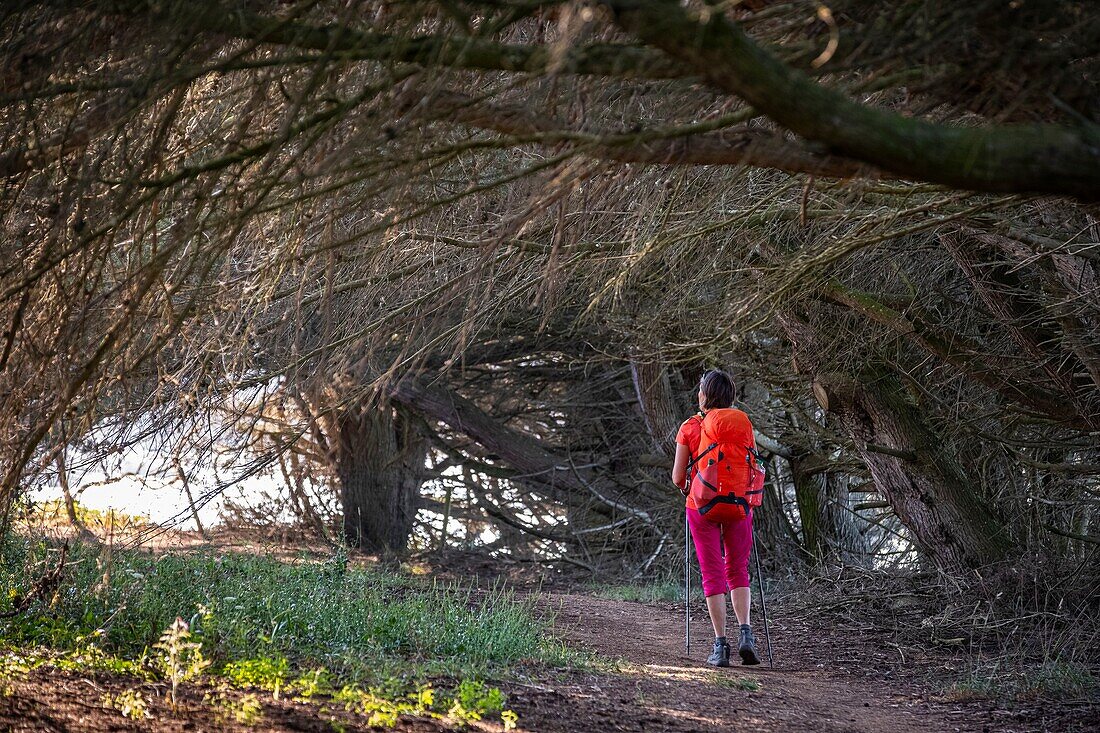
[946,661,1098,702]
[1,535,579,678]
[776,563,1100,703]
[0,533,586,727]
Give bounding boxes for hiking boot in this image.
[738,624,761,665]
[706,637,731,667]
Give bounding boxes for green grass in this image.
[0,535,578,684]
[708,672,761,691]
[1,534,581,727]
[946,661,1098,702]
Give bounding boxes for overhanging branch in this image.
[89,0,687,79]
[426,89,881,180]
[820,280,1091,429]
[610,0,1100,199]
[388,377,588,494]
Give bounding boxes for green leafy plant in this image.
[53,638,150,678]
[206,688,264,725]
[330,680,515,729]
[333,684,434,728]
[102,689,150,720]
[457,679,505,713]
[223,656,290,699]
[447,679,510,727]
[154,617,210,705]
[291,666,333,700]
[0,655,22,697]
[0,651,33,681]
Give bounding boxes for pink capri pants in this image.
[688,507,753,597]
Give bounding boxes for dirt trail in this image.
[507,592,1003,733]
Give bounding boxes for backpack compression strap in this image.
[685,441,718,475]
[698,494,752,517]
[692,456,753,517]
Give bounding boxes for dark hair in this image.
[699,369,736,410]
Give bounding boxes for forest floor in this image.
[1,534,1096,732]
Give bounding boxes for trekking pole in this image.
[684,510,691,655]
[751,530,774,668]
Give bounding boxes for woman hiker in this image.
[671,369,761,667]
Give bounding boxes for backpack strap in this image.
[684,412,714,476]
[686,440,718,473]
[698,494,751,517]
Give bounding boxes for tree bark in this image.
[820,367,1014,570]
[326,400,429,554]
[752,458,802,572]
[781,403,870,567]
[784,312,1013,570]
[56,450,97,543]
[825,473,871,566]
[630,356,681,455]
[789,452,828,564]
[173,457,209,540]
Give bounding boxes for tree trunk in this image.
[327,400,429,554]
[787,434,869,567]
[752,457,802,574]
[821,367,1014,570]
[790,452,829,564]
[782,311,1014,571]
[630,356,688,455]
[173,457,208,540]
[56,449,97,543]
[824,473,870,566]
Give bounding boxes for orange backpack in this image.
[687,408,766,523]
